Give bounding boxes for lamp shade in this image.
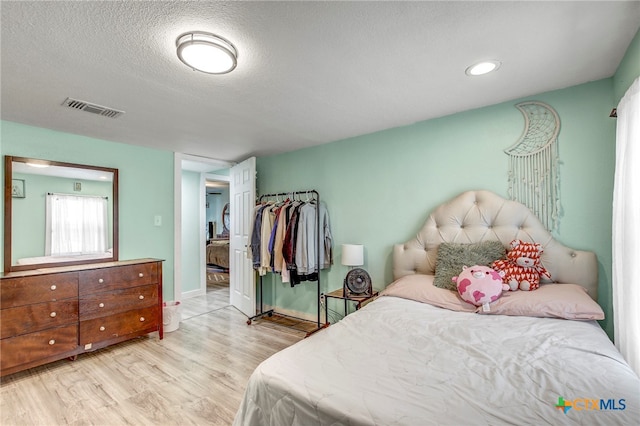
[341,244,364,266]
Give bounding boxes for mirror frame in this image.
[4,155,119,273]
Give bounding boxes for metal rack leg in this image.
[247,275,273,325]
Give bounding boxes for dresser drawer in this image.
[0,300,78,339]
[0,324,78,371]
[0,273,78,309]
[79,263,158,295]
[79,305,159,345]
[79,284,158,320]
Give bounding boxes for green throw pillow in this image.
[433,241,506,291]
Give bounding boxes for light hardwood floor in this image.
[0,281,305,426]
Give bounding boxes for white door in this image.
[229,157,256,317]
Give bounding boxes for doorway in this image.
[205,176,230,300]
[174,154,256,318]
[174,154,232,304]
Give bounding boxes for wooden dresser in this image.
[0,258,163,377]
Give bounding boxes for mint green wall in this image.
[0,29,635,335]
[181,170,202,293]
[11,172,112,263]
[257,79,617,337]
[1,121,175,300]
[613,27,640,103]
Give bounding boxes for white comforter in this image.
[234,296,640,426]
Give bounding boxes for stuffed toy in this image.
[452,265,509,307]
[491,239,551,291]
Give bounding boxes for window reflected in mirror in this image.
[4,156,119,273]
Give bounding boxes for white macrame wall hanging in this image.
[505,101,561,231]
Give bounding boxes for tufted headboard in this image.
[393,190,598,300]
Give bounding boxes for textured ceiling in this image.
[1,1,639,163]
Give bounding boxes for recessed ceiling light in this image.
[465,60,501,76]
[176,31,238,74]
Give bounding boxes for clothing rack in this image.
[247,189,323,336]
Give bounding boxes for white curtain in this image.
[612,76,640,377]
[45,194,109,255]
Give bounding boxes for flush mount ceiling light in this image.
[176,31,238,74]
[465,60,501,76]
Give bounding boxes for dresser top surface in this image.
[1,258,163,279]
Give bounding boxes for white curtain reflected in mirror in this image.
[45,193,109,256]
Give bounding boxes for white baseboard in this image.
[182,288,206,300]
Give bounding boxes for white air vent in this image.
[62,98,124,118]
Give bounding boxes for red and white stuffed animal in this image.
[491,239,551,291]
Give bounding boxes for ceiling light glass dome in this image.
[176,31,238,74]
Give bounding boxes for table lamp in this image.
[341,244,372,296]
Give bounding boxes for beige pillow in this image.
[480,283,604,320]
[381,276,604,321]
[380,274,477,312]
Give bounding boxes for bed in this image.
[206,239,230,269]
[234,190,640,425]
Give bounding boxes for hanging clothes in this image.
[283,202,303,280]
[248,195,332,285]
[248,204,268,270]
[272,203,290,273]
[259,204,277,276]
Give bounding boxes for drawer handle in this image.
[99,326,106,331]
[48,339,56,345]
[139,295,145,300]
[99,303,105,308]
[138,273,144,278]
[50,312,57,318]
[140,317,145,322]
[98,278,104,284]
[50,285,57,291]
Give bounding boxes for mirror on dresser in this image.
[3,155,119,273]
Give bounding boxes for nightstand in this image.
[323,288,379,326]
